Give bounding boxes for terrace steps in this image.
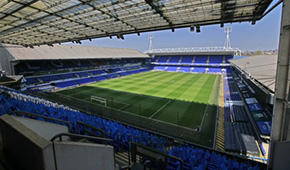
[192,56,195,64]
[166,57,171,64]
[207,56,210,64]
[178,57,183,63]
[156,56,160,62]
[115,151,142,167]
[215,75,225,151]
[190,67,194,72]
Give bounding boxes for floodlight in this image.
[190,25,194,32]
[196,25,201,33]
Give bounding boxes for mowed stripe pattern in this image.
[91,71,216,103]
[57,71,219,146]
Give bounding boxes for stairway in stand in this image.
[115,151,142,169]
[215,74,225,151]
[166,57,171,64]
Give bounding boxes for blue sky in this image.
[69,1,282,52]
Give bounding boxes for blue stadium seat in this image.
[209,56,224,64]
[157,56,169,63]
[194,56,208,64]
[180,56,194,64]
[76,78,96,84]
[166,66,178,72]
[75,72,89,77]
[168,56,181,64]
[55,80,78,89]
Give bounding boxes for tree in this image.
[255,50,263,55]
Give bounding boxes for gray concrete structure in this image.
[0,115,115,170]
[0,115,55,170]
[15,117,69,141]
[54,142,114,170]
[268,0,290,169]
[0,44,14,75]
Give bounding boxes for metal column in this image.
[268,0,290,169]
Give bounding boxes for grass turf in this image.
[56,71,220,146]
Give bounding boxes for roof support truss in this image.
[0,0,273,46]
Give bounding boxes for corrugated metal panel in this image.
[4,44,149,60]
[0,0,272,46]
[230,55,278,92]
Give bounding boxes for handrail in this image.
[130,142,183,170]
[77,121,106,137]
[50,133,113,146]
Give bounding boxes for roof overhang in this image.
[230,55,277,93]
[145,47,240,56]
[0,0,272,47]
[3,44,149,61]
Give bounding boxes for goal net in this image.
[91,96,107,107]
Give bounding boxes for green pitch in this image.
[56,71,220,146]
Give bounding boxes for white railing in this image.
[145,47,242,56]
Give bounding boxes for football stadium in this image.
[0,0,289,170]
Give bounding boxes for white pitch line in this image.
[118,104,130,110]
[113,100,130,106]
[199,103,209,132]
[149,100,171,119]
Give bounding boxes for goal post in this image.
[91,96,107,107]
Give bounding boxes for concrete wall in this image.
[54,141,115,170]
[0,115,115,170]
[0,115,55,170]
[15,117,68,141]
[0,44,14,75]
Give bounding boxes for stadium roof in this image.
[0,0,272,47]
[3,44,149,60]
[230,55,278,93]
[145,47,241,56]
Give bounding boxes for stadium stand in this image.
[75,77,96,84]
[54,80,78,89]
[194,56,208,64]
[209,55,224,64]
[222,71,268,163]
[151,54,233,75]
[156,56,169,63]
[225,56,233,63]
[166,66,179,72]
[22,63,149,92]
[231,72,272,138]
[178,67,192,73]
[192,66,207,73]
[0,86,266,169]
[169,56,181,64]
[180,56,194,64]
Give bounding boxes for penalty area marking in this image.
[110,100,130,110]
[118,103,130,110]
[149,100,171,119]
